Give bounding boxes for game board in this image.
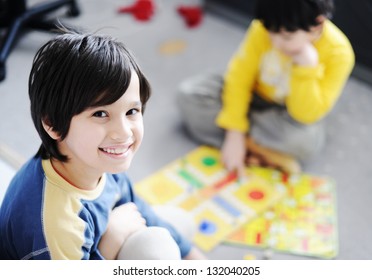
[135,146,287,251]
[226,174,338,259]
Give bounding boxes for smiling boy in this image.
[0,30,205,260]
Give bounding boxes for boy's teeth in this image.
[102,147,126,154]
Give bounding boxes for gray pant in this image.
[176,73,325,162]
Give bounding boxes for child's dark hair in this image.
[255,0,334,32]
[29,29,151,162]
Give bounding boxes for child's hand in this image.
[99,202,146,259]
[291,43,318,67]
[221,130,246,179]
[109,203,147,240]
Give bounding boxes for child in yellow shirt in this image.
[177,0,354,175]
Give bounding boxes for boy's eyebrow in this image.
[129,101,142,107]
[88,100,142,110]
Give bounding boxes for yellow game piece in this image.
[158,39,187,55]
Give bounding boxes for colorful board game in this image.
[135,146,287,251]
[226,173,338,259]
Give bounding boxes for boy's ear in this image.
[316,15,326,25]
[311,15,326,35]
[42,119,60,140]
[315,15,326,28]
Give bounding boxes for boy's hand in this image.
[99,202,146,259]
[291,43,318,67]
[109,203,146,240]
[221,130,246,179]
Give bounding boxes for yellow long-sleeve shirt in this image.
[216,19,355,132]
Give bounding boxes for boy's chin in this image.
[105,161,133,174]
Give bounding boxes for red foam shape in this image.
[118,0,155,21]
[177,5,203,28]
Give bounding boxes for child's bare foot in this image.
[245,151,288,172]
[245,137,301,173]
[245,152,262,166]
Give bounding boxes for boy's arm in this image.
[216,20,265,133]
[98,202,146,260]
[286,27,355,123]
[216,21,267,177]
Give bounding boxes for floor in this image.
[0,0,371,260]
[0,159,15,201]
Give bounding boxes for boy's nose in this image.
[109,117,133,141]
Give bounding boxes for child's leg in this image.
[250,109,325,162]
[117,226,181,260]
[116,206,195,260]
[177,73,225,148]
[246,136,302,173]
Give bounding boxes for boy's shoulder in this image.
[1,156,44,210]
[318,20,354,58]
[321,20,353,46]
[249,19,267,34]
[11,156,43,184]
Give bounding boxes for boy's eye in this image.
[92,111,108,118]
[126,108,141,116]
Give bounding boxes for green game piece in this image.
[202,157,216,166]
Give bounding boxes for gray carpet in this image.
[0,0,371,259]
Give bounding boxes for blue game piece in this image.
[199,219,217,234]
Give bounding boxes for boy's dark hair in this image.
[29,29,151,162]
[255,0,334,32]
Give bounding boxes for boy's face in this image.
[268,29,315,57]
[57,71,144,178]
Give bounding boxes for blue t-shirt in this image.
[0,157,191,259]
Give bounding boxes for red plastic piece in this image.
[118,0,155,21]
[177,5,203,28]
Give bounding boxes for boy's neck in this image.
[311,25,323,43]
[50,159,101,190]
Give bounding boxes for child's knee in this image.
[117,227,181,260]
[154,206,196,241]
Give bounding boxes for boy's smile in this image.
[98,143,133,158]
[50,71,144,190]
